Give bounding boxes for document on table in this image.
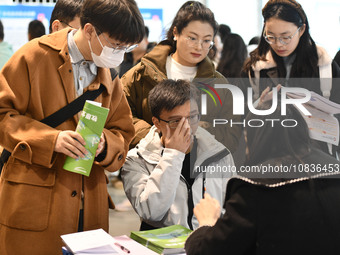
[61,229,159,255]
[61,229,120,254]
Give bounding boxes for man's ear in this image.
[84,23,95,40]
[152,117,161,130]
[51,20,63,33]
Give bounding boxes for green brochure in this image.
[63,100,109,176]
[130,225,192,254]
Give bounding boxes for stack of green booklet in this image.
[63,100,109,176]
[130,225,192,254]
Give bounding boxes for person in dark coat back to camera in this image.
[185,102,340,255]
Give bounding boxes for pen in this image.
[114,242,130,254]
[202,176,206,197]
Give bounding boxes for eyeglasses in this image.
[185,36,214,50]
[96,27,138,53]
[263,27,301,45]
[159,114,201,129]
[60,20,75,29]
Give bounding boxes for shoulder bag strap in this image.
[0,78,117,174]
[42,84,105,128]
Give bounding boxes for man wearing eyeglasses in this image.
[49,0,83,33]
[0,0,145,254]
[121,79,235,231]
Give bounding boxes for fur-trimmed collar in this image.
[252,45,332,72]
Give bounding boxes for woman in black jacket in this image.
[185,102,340,255]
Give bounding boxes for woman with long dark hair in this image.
[243,0,340,101]
[217,33,247,83]
[242,0,340,156]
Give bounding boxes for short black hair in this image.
[49,0,83,33]
[144,26,149,38]
[80,0,145,45]
[148,79,200,119]
[0,20,4,41]
[28,20,45,40]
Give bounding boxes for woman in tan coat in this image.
[0,0,145,254]
[122,1,242,152]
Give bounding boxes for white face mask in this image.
[88,31,125,68]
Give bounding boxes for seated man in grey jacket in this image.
[121,79,235,230]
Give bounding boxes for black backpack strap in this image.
[43,68,118,127]
[0,149,11,173]
[0,82,110,174]
[42,84,105,128]
[110,68,118,81]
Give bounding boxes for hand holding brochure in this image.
[63,100,109,176]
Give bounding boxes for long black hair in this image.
[217,33,247,79]
[244,0,318,78]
